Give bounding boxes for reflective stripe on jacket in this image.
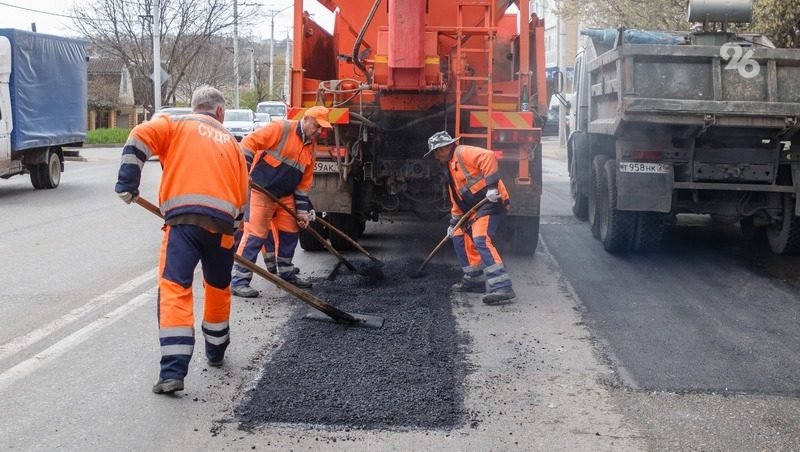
[241,120,315,213]
[446,144,510,217]
[115,113,249,225]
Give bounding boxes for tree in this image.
[558,0,687,30]
[752,0,800,48]
[559,0,800,48]
[71,0,260,112]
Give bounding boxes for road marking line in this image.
[0,269,156,363]
[0,290,155,392]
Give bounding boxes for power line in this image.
[0,1,78,20]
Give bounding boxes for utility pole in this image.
[233,0,240,108]
[153,0,161,112]
[268,5,292,100]
[284,31,291,101]
[268,10,276,100]
[558,0,568,146]
[250,48,255,88]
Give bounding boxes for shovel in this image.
[135,197,384,329]
[248,182,384,279]
[411,198,489,278]
[314,216,383,280]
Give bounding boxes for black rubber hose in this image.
[353,0,382,86]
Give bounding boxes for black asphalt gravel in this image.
[235,257,469,430]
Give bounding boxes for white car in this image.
[223,109,255,141]
[151,106,192,121]
[254,112,272,130]
[256,101,287,121]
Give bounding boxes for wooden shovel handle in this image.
[315,216,381,263]
[135,197,357,323]
[413,198,490,276]
[248,182,358,273]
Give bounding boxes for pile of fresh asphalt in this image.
[235,257,469,430]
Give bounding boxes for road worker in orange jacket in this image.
[426,131,516,305]
[115,85,249,394]
[231,106,332,297]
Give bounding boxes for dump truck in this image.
[564,0,800,254]
[289,0,547,255]
[0,29,87,189]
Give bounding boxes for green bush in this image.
[86,128,131,144]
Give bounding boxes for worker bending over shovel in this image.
[231,106,333,297]
[426,131,516,305]
[115,86,249,394]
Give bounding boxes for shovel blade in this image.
[304,310,385,329]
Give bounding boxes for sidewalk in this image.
[541,136,566,161]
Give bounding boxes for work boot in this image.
[482,287,516,305]
[284,275,312,289]
[207,357,224,368]
[268,266,300,275]
[232,284,259,298]
[152,378,184,394]
[451,281,486,294]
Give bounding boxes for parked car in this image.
[254,112,272,130]
[223,109,255,141]
[256,101,287,121]
[151,106,192,120]
[542,95,560,137]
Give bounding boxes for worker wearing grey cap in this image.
[426,131,516,305]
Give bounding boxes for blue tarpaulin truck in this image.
[0,29,87,189]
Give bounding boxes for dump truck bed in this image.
[587,36,800,135]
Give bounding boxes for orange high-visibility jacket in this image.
[241,120,315,214]
[115,113,249,225]
[446,144,510,217]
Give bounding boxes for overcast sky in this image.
[0,0,333,40]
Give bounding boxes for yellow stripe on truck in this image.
[287,107,350,124]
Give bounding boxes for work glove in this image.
[486,188,501,203]
[447,215,459,238]
[308,209,317,222]
[118,191,138,204]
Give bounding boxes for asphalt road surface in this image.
[1,144,799,451]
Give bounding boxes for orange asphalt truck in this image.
[289,0,548,255]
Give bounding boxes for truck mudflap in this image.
[615,161,674,213]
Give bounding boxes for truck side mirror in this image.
[551,71,565,94]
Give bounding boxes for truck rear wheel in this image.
[30,152,61,189]
[569,153,588,220]
[588,155,609,238]
[766,194,800,255]
[299,221,327,251]
[632,212,665,252]
[598,159,635,252]
[327,213,360,250]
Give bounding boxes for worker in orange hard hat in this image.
[232,105,333,297]
[426,130,516,305]
[115,85,249,394]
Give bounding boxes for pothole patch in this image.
[235,258,470,430]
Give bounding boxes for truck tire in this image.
[766,194,800,255]
[500,215,539,256]
[632,212,665,252]
[569,153,588,221]
[588,154,609,238]
[598,159,635,252]
[30,152,61,189]
[299,221,327,251]
[327,213,359,250]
